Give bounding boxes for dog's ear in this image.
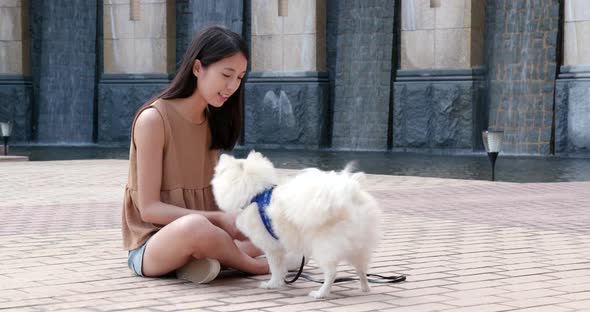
[216,154,234,172]
[247,150,263,160]
[219,153,233,163]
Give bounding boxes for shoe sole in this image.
[176,258,221,284]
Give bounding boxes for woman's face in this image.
[194,52,247,107]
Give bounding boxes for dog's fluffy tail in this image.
[277,167,375,231]
[343,161,366,186]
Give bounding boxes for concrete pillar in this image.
[555,0,590,155]
[98,0,176,144]
[244,0,330,149]
[485,0,560,155]
[394,0,486,151]
[330,0,395,150]
[30,0,98,143]
[0,0,32,142]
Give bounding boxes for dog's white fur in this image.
[211,151,382,299]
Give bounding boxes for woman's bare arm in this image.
[133,108,224,226]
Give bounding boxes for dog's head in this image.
[211,150,278,213]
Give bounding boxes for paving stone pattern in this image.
[1,160,589,311]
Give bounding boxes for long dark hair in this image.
[143,26,248,151]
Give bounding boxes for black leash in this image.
[284,256,406,284]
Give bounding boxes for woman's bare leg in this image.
[142,214,269,277]
[236,240,264,258]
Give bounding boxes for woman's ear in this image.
[192,59,202,78]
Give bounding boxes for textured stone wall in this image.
[97,75,169,144]
[0,77,33,142]
[555,66,590,154]
[484,0,560,155]
[331,0,395,150]
[176,0,243,64]
[30,0,98,143]
[244,73,329,148]
[393,69,486,150]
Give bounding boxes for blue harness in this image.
[250,187,279,240]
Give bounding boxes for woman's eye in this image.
[222,74,231,78]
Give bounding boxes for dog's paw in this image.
[309,290,328,299]
[361,284,371,292]
[260,280,284,289]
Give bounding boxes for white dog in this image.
[211,151,382,299]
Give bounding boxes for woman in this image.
[122,26,269,283]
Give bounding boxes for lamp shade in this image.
[0,122,11,137]
[482,130,503,153]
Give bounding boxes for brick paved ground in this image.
[1,159,590,311]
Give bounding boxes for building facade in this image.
[0,0,588,155]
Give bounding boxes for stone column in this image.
[244,0,329,148]
[330,0,395,150]
[98,0,176,144]
[29,0,98,143]
[0,0,32,142]
[555,0,590,155]
[176,0,243,66]
[393,0,486,151]
[485,0,560,155]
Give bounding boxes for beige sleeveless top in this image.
[122,99,219,250]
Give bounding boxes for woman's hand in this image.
[216,212,248,241]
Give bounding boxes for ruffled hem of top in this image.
[121,185,219,250]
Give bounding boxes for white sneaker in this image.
[176,258,221,284]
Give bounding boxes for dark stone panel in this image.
[30,0,98,144]
[176,0,244,65]
[97,75,170,145]
[393,72,484,150]
[555,66,590,154]
[244,74,329,149]
[483,0,560,155]
[0,77,33,142]
[330,0,395,150]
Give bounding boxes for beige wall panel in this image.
[283,34,316,71]
[103,0,174,73]
[401,0,434,31]
[565,0,590,22]
[564,21,590,65]
[134,2,167,39]
[0,7,21,41]
[435,28,469,68]
[251,0,326,72]
[0,0,21,7]
[0,41,23,74]
[401,30,434,69]
[104,38,135,73]
[135,38,167,73]
[103,3,134,39]
[252,0,282,35]
[251,35,283,72]
[435,0,466,29]
[284,0,316,34]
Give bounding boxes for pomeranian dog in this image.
[211,151,382,299]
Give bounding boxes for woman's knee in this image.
[171,214,226,254]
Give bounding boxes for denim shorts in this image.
[127,235,154,277]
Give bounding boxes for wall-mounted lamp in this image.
[0,121,12,156]
[482,130,504,181]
